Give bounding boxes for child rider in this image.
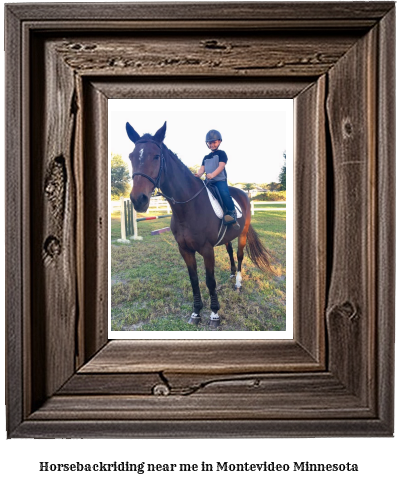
[195,129,239,229]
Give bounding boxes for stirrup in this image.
[223,211,239,229]
[232,220,240,229]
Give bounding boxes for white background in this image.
[1,1,398,486]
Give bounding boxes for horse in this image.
[126,121,272,326]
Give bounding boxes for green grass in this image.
[252,203,286,209]
[111,209,286,332]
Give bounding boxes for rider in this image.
[195,129,239,228]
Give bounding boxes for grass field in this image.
[111,207,286,332]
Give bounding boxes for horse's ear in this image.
[126,122,141,144]
[154,122,167,144]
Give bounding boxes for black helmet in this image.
[205,129,222,143]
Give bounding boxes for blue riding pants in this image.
[212,180,235,212]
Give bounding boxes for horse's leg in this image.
[235,229,248,292]
[225,241,236,278]
[202,245,221,325]
[178,246,203,324]
[234,204,252,291]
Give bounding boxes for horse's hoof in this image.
[188,313,201,325]
[208,312,221,327]
[208,318,221,327]
[235,285,242,293]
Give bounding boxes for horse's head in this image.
[126,122,167,212]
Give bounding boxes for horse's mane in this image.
[140,133,198,180]
[164,145,197,179]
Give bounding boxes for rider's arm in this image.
[207,161,226,179]
[195,165,205,177]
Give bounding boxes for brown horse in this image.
[126,121,271,326]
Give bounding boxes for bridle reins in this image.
[132,138,209,205]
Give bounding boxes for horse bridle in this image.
[131,138,209,205]
[131,138,165,191]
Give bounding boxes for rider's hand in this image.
[206,173,214,180]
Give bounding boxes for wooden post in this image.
[130,201,143,241]
[127,199,133,236]
[117,197,130,243]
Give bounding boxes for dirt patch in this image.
[120,323,144,331]
[111,277,128,286]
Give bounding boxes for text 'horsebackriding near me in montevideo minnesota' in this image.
[127,121,272,326]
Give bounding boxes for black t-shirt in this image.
[201,150,228,181]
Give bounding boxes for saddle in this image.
[206,182,242,223]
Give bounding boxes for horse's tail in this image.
[245,224,273,273]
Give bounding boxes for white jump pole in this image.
[117,196,130,244]
[130,204,143,241]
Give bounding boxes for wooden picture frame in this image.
[5,2,395,438]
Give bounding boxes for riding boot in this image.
[224,210,240,229]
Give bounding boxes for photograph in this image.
[109,99,293,338]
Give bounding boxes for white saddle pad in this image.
[206,187,242,220]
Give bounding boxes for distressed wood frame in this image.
[5,2,395,438]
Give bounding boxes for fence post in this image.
[117,197,130,243]
[130,203,143,240]
[251,201,254,216]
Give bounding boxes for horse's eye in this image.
[154,155,160,160]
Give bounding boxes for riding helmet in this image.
[205,129,222,143]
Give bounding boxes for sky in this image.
[109,99,293,185]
